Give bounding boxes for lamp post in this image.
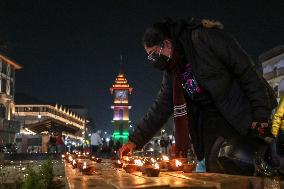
[161,129,165,137]
[129,124,134,133]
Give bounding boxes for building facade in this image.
[0,53,22,145]
[260,45,284,99]
[14,101,85,153]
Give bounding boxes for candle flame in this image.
[162,155,169,161]
[175,160,182,167]
[123,156,130,161]
[72,159,76,165]
[150,158,156,163]
[134,159,144,166]
[83,162,87,169]
[154,163,160,169]
[68,156,73,161]
[117,160,121,164]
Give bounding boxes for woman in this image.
[120,18,277,175]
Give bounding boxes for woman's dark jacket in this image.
[129,23,277,150]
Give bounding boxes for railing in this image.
[14,105,85,130]
[263,67,284,80]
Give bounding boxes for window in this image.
[0,104,6,118]
[2,61,7,75]
[10,68,15,79]
[10,81,14,96]
[1,78,6,93]
[119,109,123,119]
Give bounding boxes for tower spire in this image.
[119,53,124,75]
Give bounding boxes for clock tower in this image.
[110,56,133,144]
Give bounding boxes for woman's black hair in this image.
[142,17,174,48]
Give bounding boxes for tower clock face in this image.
[115,90,127,99]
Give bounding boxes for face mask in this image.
[148,46,172,71]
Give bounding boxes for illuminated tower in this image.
[110,56,133,144]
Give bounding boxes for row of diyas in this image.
[114,155,196,177]
[62,152,102,175]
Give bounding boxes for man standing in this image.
[90,130,102,155]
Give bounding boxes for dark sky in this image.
[0,0,283,133]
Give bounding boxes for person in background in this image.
[56,132,65,153]
[90,130,102,155]
[108,137,114,153]
[153,139,160,153]
[48,132,57,153]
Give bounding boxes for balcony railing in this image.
[14,105,85,130]
[263,67,284,81]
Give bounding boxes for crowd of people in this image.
[90,130,122,155]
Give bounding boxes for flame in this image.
[123,156,130,161]
[134,159,144,166]
[72,159,76,165]
[154,163,160,169]
[61,154,65,158]
[83,162,87,169]
[150,158,156,163]
[117,160,121,164]
[68,156,73,162]
[162,155,169,161]
[175,160,182,167]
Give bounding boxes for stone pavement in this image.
[64,159,273,189]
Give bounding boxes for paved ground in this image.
[64,159,272,189]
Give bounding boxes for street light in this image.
[161,129,165,136]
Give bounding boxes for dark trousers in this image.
[91,145,99,155]
[191,105,241,174]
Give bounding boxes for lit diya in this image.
[145,163,160,177]
[81,162,96,175]
[182,162,197,173]
[170,159,184,171]
[67,155,74,164]
[72,159,77,169]
[113,160,124,168]
[158,155,170,170]
[90,156,102,163]
[123,162,138,173]
[134,159,145,173]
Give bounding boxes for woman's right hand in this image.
[119,141,136,159]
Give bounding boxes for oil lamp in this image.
[145,163,160,177]
[170,159,183,171]
[182,162,196,173]
[134,159,145,173]
[95,158,102,163]
[159,155,170,169]
[123,162,138,173]
[113,160,123,168]
[82,162,96,175]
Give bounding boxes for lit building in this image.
[0,52,22,144]
[13,93,85,153]
[110,57,133,144]
[260,45,284,99]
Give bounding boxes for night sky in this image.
[0,0,283,133]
